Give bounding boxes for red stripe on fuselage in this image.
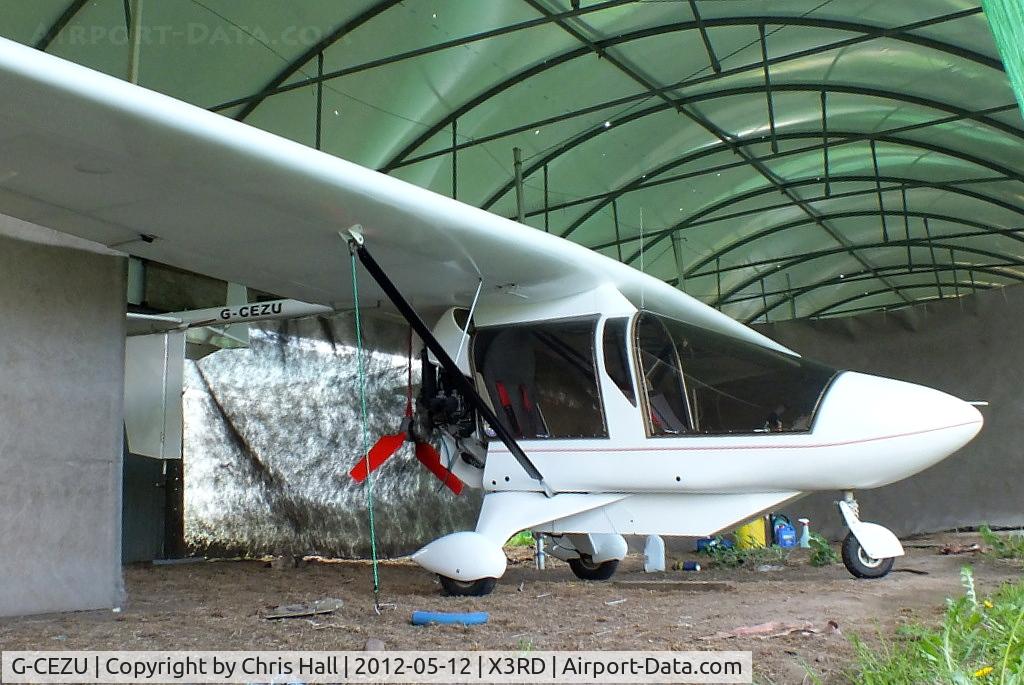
[488,420,983,455]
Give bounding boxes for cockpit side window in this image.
[634,314,692,435]
[640,312,837,435]
[473,318,607,439]
[602,317,636,406]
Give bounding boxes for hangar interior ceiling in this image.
[3,0,1023,322]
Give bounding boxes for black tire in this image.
[841,532,895,579]
[438,575,497,597]
[568,555,619,581]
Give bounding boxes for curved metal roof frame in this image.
[622,187,1024,272]
[379,9,1001,173]
[681,228,1024,281]
[710,236,1024,315]
[645,204,1024,275]
[579,175,1024,252]
[14,0,1024,320]
[808,282,984,318]
[574,129,1024,265]
[732,263,1018,307]
[34,0,90,51]
[602,129,1024,268]
[744,263,1017,322]
[477,86,1022,216]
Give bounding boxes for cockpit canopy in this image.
[472,312,837,440]
[635,312,837,436]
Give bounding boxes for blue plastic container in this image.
[771,514,798,548]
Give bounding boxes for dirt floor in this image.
[1,533,1020,684]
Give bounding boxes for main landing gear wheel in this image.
[438,575,497,597]
[568,554,619,581]
[841,532,895,579]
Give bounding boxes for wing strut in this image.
[343,229,552,496]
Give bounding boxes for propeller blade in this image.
[414,442,464,495]
[350,432,407,482]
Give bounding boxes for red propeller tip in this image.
[349,432,406,482]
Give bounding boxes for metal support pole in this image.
[787,273,796,319]
[671,232,686,292]
[451,119,458,200]
[315,52,324,150]
[612,200,623,262]
[821,91,830,197]
[688,0,721,73]
[543,163,549,232]
[127,0,143,84]
[923,217,943,298]
[716,257,722,308]
[760,278,769,322]
[513,146,525,224]
[950,248,960,297]
[870,139,889,242]
[759,24,777,154]
[901,186,912,271]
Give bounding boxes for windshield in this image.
[634,312,837,435]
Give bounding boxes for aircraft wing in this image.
[0,36,792,354]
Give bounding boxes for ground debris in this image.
[613,580,733,592]
[268,555,302,571]
[264,598,344,620]
[940,543,981,556]
[701,620,838,640]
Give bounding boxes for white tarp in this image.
[124,332,185,460]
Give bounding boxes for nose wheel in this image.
[836,492,902,579]
[439,575,497,597]
[841,532,894,578]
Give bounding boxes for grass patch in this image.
[506,530,534,547]
[848,566,1024,684]
[980,524,1024,560]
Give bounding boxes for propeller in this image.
[348,334,465,495]
[349,418,464,495]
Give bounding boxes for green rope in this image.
[350,251,381,608]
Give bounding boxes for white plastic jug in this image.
[643,534,666,572]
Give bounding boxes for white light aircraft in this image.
[0,37,983,596]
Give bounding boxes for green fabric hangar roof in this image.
[2,0,1022,322]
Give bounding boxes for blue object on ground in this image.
[696,537,734,553]
[411,610,490,626]
[771,514,798,548]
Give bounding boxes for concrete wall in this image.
[0,220,126,616]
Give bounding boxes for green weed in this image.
[809,533,839,567]
[848,565,1024,683]
[980,524,1024,561]
[700,536,791,568]
[506,530,534,548]
[516,637,534,652]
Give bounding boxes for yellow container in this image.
[734,517,768,549]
